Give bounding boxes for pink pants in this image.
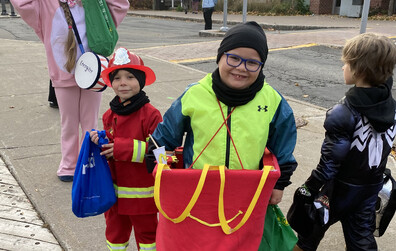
[54,86,102,176]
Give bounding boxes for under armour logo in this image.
[258,105,268,112]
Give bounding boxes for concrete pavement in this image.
[1,9,396,250]
[128,9,396,37]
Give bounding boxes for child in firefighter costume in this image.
[146,21,298,250]
[90,48,162,251]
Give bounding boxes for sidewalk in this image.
[128,9,396,34]
[1,10,396,251]
[128,9,366,29]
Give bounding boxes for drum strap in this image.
[68,6,85,54]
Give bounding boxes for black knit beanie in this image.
[109,68,146,90]
[216,21,268,67]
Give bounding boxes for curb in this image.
[0,14,19,18]
[198,29,226,37]
[0,151,64,250]
[127,12,353,31]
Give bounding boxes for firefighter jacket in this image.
[151,73,297,190]
[103,103,162,215]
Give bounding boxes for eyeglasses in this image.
[224,53,263,72]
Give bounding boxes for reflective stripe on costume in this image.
[132,139,146,163]
[114,184,154,198]
[106,240,129,251]
[139,242,156,251]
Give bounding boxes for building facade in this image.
[158,0,396,16]
[309,0,396,16]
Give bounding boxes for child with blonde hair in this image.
[293,33,396,251]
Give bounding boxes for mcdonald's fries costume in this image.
[146,22,298,250]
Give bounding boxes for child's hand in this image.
[100,143,114,159]
[269,189,283,205]
[90,130,99,145]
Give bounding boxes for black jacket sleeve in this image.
[305,102,356,193]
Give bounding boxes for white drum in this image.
[75,52,109,92]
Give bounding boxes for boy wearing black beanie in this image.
[146,21,298,250]
[216,21,268,65]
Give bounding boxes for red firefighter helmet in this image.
[101,47,156,87]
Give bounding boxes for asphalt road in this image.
[182,45,348,109]
[116,16,221,48]
[1,15,395,110]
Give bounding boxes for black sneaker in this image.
[58,175,73,182]
[49,101,59,108]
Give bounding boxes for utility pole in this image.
[242,0,247,23]
[360,0,371,34]
[220,0,229,32]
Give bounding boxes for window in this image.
[352,0,363,5]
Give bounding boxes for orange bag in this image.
[153,151,280,251]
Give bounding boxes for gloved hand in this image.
[145,138,157,173]
[295,184,315,203]
[296,183,330,226]
[288,183,317,236]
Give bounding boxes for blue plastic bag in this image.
[72,131,116,218]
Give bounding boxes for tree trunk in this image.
[389,0,395,16]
